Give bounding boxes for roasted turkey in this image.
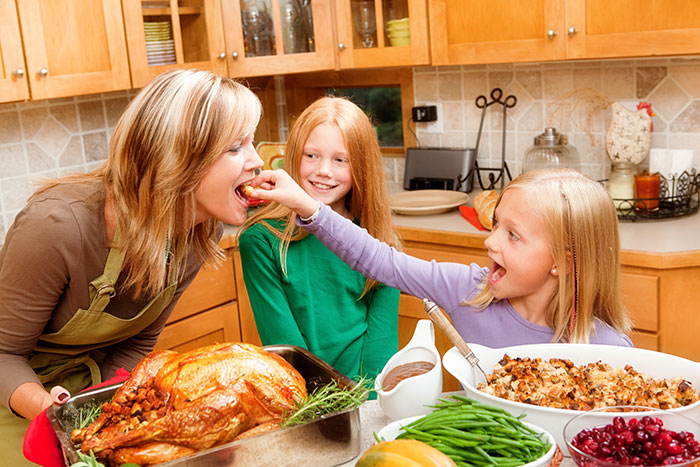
[71,342,307,466]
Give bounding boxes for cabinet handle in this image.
[568,26,577,37]
[37,67,49,78]
[232,51,239,59]
[13,68,25,79]
[546,29,557,40]
[217,52,226,59]
[338,42,347,50]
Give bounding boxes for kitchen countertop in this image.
[341,393,575,467]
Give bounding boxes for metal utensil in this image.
[423,298,489,382]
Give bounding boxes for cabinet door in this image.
[123,0,228,88]
[15,0,130,100]
[156,302,241,352]
[221,0,335,77]
[566,0,700,59]
[428,0,566,65]
[335,0,429,69]
[0,0,29,102]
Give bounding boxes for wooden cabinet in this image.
[428,0,565,65]
[155,252,242,351]
[0,0,29,102]
[220,0,335,78]
[14,0,130,100]
[122,0,228,88]
[429,0,700,65]
[335,0,430,69]
[566,0,700,59]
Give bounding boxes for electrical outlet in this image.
[412,105,437,122]
[425,102,443,134]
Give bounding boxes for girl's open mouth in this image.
[489,262,506,284]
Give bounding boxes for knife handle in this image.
[423,299,474,357]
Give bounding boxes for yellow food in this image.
[240,184,255,198]
[356,439,457,467]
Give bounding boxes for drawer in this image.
[402,246,489,268]
[169,256,237,323]
[156,302,241,352]
[620,272,658,332]
[629,330,658,352]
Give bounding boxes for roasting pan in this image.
[47,345,366,466]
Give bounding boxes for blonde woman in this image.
[238,97,400,389]
[0,69,263,465]
[248,167,633,347]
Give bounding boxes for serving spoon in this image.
[423,298,489,382]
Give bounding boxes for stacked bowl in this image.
[386,17,410,47]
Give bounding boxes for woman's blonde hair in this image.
[467,168,631,343]
[240,96,397,297]
[34,69,261,298]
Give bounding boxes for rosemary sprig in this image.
[280,377,372,427]
[76,403,103,430]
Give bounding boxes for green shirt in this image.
[238,220,399,388]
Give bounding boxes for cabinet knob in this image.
[37,67,49,78]
[338,42,347,50]
[568,26,578,37]
[12,68,25,79]
[217,52,226,59]
[546,29,557,40]
[232,51,239,59]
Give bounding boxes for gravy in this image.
[381,361,435,391]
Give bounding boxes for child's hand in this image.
[250,169,319,219]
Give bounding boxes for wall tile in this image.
[50,104,79,133]
[669,101,700,133]
[414,73,438,102]
[669,65,700,98]
[78,101,106,131]
[20,107,48,139]
[462,71,488,101]
[0,112,21,143]
[105,97,129,127]
[34,117,70,157]
[636,67,667,98]
[438,73,462,101]
[516,70,542,99]
[2,177,32,211]
[603,68,634,99]
[0,144,27,179]
[649,79,690,121]
[573,68,602,92]
[543,69,574,100]
[26,143,56,173]
[83,132,108,162]
[443,101,464,131]
[59,136,84,168]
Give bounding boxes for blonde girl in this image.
[238,96,400,386]
[0,69,263,465]
[248,167,633,347]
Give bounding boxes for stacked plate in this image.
[144,21,176,66]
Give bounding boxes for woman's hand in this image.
[50,385,71,405]
[250,169,319,219]
[9,382,71,419]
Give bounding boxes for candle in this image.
[634,172,660,212]
[608,162,635,211]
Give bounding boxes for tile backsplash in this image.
[382,56,700,194]
[3,56,700,243]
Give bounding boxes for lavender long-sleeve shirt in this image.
[298,204,633,348]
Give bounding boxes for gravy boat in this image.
[375,319,442,421]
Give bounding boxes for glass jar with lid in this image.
[608,161,636,211]
[522,127,581,173]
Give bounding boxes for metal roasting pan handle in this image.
[423,298,489,381]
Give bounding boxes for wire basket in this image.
[603,169,700,221]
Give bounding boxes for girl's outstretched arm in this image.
[250,169,319,219]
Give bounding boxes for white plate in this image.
[442,343,700,450]
[390,190,470,215]
[376,414,556,467]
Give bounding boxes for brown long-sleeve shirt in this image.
[0,182,210,409]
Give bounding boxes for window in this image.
[326,87,403,147]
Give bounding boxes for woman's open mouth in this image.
[235,183,254,203]
[489,261,506,285]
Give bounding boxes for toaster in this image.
[403,148,476,193]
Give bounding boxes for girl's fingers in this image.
[50,386,71,405]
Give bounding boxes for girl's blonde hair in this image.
[33,69,261,298]
[467,168,631,343]
[240,96,397,297]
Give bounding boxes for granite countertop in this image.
[340,394,575,467]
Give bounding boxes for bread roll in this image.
[474,190,498,230]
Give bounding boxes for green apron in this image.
[1,238,178,466]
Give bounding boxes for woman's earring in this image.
[551,267,558,275]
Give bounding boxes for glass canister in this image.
[522,127,581,173]
[608,161,636,211]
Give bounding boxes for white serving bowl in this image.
[377,414,557,467]
[442,343,700,450]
